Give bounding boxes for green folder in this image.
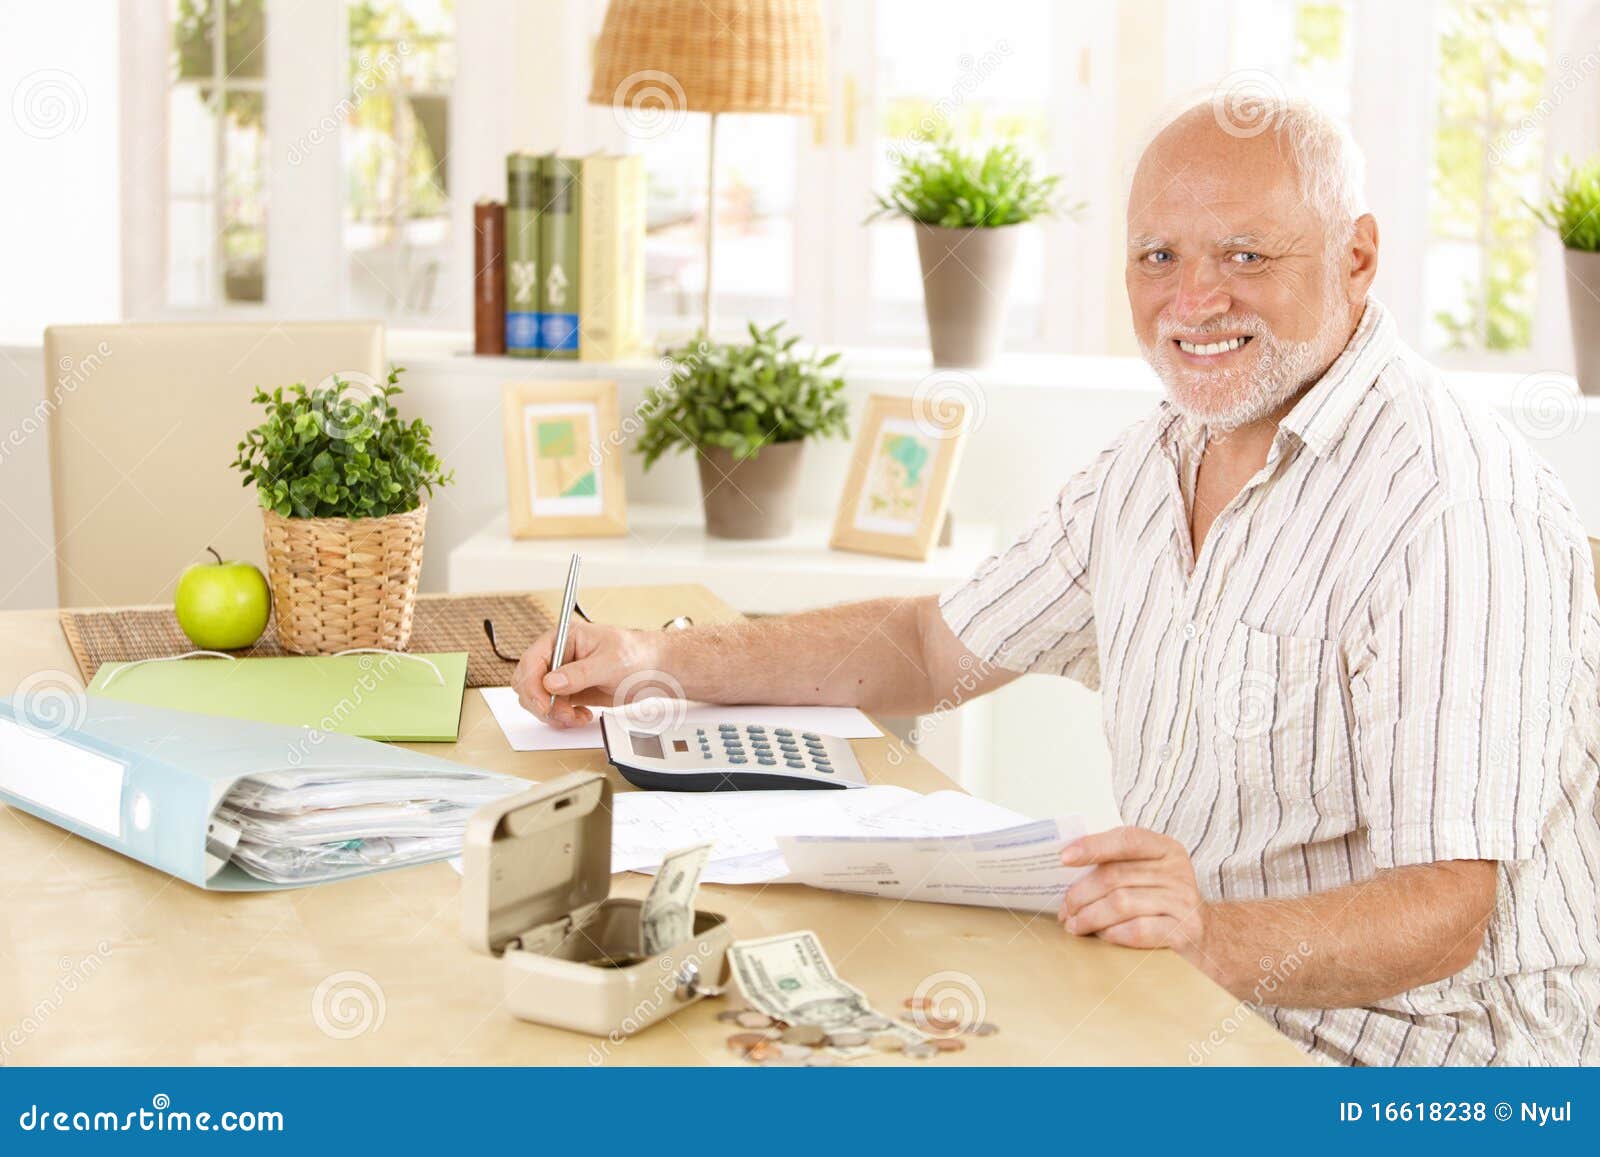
[86,652,469,742]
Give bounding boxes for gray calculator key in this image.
[757,756,777,765]
[802,732,820,741]
[728,756,748,765]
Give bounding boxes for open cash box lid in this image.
[461,771,613,957]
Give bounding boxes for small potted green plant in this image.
[636,322,849,539]
[1534,158,1600,394]
[872,136,1073,367]
[230,368,453,654]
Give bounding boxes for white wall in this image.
[0,1,121,345]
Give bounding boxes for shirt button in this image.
[1157,743,1172,759]
[1182,622,1198,640]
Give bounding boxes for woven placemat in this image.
[61,593,554,689]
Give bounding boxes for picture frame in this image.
[829,393,968,561]
[502,380,627,538]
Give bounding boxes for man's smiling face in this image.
[1125,110,1362,430]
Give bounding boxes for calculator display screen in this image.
[629,732,664,759]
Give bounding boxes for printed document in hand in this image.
[609,785,1059,887]
[775,816,1089,914]
[479,686,880,752]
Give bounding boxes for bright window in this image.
[343,0,456,320]
[166,0,268,307]
[1425,0,1552,354]
[636,115,798,333]
[865,0,1056,346]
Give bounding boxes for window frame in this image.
[120,0,1584,376]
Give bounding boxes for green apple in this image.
[174,547,271,650]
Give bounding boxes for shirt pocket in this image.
[1209,620,1353,808]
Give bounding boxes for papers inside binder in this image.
[214,768,525,885]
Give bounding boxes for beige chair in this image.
[44,322,385,607]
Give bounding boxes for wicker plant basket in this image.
[261,503,428,655]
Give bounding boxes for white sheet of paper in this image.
[479,687,882,752]
[775,816,1089,913]
[609,786,1032,883]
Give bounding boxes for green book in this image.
[505,152,542,356]
[538,155,582,359]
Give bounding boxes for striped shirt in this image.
[941,300,1600,1066]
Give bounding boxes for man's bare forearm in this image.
[655,595,1008,716]
[1187,860,1497,1008]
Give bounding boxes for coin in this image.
[826,1030,868,1048]
[803,1052,838,1066]
[715,1009,745,1024]
[903,997,930,1010]
[736,1011,773,1029]
[972,1022,1000,1036]
[746,1040,785,1063]
[902,1041,938,1059]
[870,1033,905,1052]
[854,1015,892,1031]
[781,1024,827,1046]
[931,1037,966,1053]
[726,1032,769,1053]
[778,1042,814,1060]
[923,1015,960,1033]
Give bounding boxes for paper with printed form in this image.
[479,686,880,752]
[775,816,1090,914]
[609,785,1033,884]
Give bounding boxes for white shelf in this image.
[447,504,999,616]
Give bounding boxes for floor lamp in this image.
[589,0,829,337]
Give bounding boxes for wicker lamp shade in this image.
[588,0,828,116]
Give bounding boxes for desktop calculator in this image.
[600,715,867,792]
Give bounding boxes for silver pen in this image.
[548,553,582,710]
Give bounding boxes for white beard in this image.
[1139,282,1351,432]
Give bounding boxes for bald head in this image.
[1124,96,1379,431]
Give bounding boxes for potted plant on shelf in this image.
[230,369,453,654]
[1534,158,1600,395]
[636,322,849,540]
[872,136,1073,368]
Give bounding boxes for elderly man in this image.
[513,97,1600,1066]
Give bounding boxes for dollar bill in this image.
[640,841,711,957]
[728,930,924,1057]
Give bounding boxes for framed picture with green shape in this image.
[830,393,968,561]
[502,380,627,537]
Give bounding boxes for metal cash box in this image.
[461,771,732,1037]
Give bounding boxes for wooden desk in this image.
[0,584,1308,1066]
